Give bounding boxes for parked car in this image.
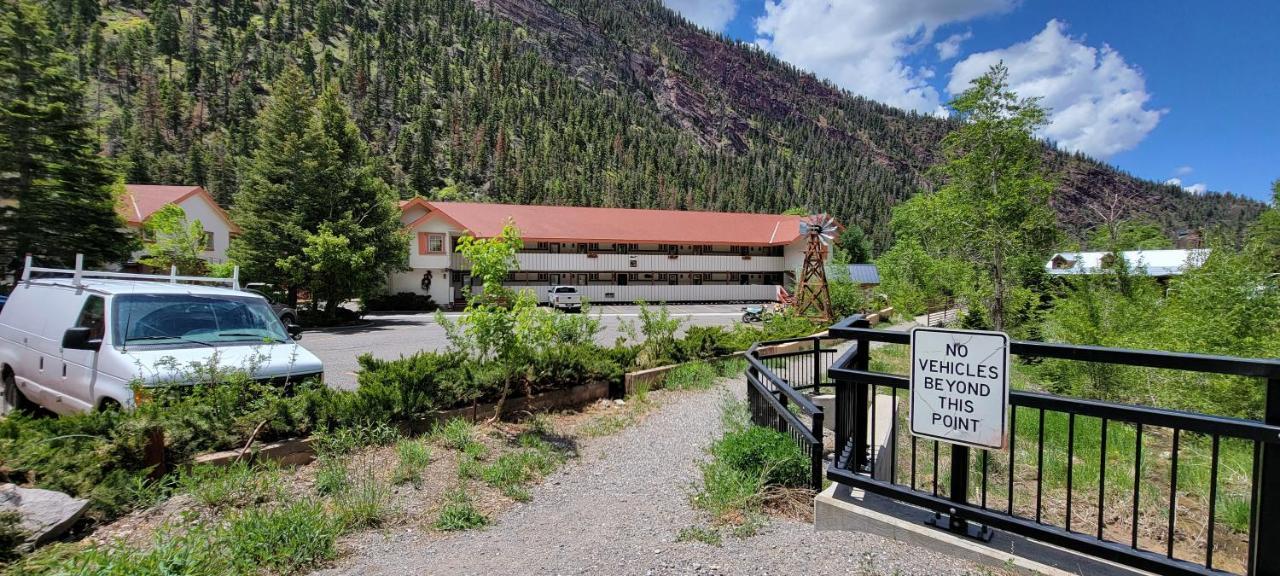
[0,261,323,415]
[547,285,582,311]
[243,282,297,325]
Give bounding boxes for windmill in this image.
[792,215,837,322]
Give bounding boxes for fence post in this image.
[848,318,871,473]
[1252,377,1280,576]
[813,336,822,392]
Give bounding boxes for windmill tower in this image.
[793,215,836,322]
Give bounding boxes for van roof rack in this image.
[21,254,241,290]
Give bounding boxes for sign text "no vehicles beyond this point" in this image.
[909,327,1010,450]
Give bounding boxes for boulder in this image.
[0,483,90,547]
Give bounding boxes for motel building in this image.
[392,199,836,307]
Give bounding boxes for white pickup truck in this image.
[547,286,582,311]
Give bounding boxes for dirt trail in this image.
[314,381,983,576]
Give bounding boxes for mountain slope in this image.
[49,0,1262,249]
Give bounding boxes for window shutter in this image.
[418,232,428,255]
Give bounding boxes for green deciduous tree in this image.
[139,204,207,274]
[877,63,1058,330]
[1086,220,1172,251]
[0,1,134,275]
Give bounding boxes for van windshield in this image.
[113,294,289,348]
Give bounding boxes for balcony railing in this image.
[448,252,785,273]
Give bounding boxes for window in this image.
[202,231,214,251]
[418,233,446,254]
[112,294,287,348]
[76,296,106,341]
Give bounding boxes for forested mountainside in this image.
[43,0,1261,247]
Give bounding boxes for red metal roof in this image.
[403,200,811,246]
[119,184,240,232]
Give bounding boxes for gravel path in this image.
[314,381,983,576]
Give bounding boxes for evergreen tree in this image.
[278,83,407,317]
[228,65,319,301]
[0,0,134,275]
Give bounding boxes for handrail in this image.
[743,352,821,415]
[746,372,820,443]
[830,316,1280,379]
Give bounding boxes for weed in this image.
[711,426,809,488]
[313,457,349,496]
[664,361,720,391]
[676,525,722,545]
[392,439,431,486]
[180,461,283,509]
[526,413,555,436]
[434,419,479,452]
[221,500,341,575]
[691,458,767,523]
[313,423,399,457]
[434,488,488,531]
[334,474,391,529]
[478,449,558,499]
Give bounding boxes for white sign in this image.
[910,327,1011,450]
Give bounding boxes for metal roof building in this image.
[1045,249,1211,277]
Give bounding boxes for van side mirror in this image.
[62,327,102,351]
[287,324,303,340]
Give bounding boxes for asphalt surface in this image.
[303,305,747,390]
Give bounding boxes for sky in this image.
[660,0,1279,203]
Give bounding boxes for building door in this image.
[617,274,628,286]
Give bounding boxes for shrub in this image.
[362,292,439,312]
[710,426,809,488]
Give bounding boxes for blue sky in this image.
[661,0,1279,202]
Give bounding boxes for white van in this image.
[0,257,324,415]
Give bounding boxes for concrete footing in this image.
[815,484,1151,576]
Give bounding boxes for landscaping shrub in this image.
[362,292,439,312]
[296,306,362,327]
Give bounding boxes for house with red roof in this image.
[394,199,835,306]
[118,185,240,265]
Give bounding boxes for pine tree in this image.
[227,65,319,301]
[0,0,135,275]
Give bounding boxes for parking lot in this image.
[303,304,750,389]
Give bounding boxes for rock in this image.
[0,483,90,547]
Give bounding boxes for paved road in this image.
[313,380,979,576]
[304,305,747,390]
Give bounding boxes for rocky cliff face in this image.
[472,0,1262,236]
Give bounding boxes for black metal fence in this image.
[826,315,1280,576]
[744,337,839,490]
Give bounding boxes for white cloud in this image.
[753,0,1016,114]
[948,20,1164,158]
[662,0,738,33]
[935,32,972,60]
[1174,165,1193,177]
[1165,178,1207,195]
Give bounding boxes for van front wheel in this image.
[1,370,30,416]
